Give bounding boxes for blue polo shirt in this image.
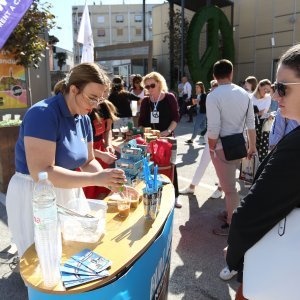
[15,93,93,174]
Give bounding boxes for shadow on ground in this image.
[170,196,239,300]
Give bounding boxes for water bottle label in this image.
[33,208,57,229]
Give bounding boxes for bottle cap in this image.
[38,172,48,180]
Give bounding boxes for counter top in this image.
[20,182,174,294]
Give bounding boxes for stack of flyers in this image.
[61,249,112,289]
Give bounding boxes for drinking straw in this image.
[154,165,158,191]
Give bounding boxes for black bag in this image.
[220,97,250,161]
[220,133,247,161]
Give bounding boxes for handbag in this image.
[220,98,250,161]
[243,208,300,300]
[239,154,259,185]
[220,133,247,160]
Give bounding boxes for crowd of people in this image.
[6,43,300,299]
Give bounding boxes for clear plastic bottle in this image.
[32,171,62,288]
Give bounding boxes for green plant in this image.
[3,0,58,68]
[164,8,190,84]
[54,52,67,71]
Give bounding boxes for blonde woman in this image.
[138,71,181,208]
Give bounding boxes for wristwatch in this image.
[167,129,172,134]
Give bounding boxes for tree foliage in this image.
[54,52,67,71]
[164,9,190,68]
[3,0,58,68]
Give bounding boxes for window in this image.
[135,28,142,35]
[117,28,123,36]
[134,15,142,22]
[97,28,105,37]
[97,16,105,23]
[116,15,124,23]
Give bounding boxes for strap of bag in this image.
[220,96,250,139]
[243,96,251,131]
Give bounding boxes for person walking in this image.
[185,81,207,145]
[206,59,256,236]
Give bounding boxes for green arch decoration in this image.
[187,5,234,90]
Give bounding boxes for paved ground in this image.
[0,117,248,299]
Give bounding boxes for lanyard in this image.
[151,92,162,111]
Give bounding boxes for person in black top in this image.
[108,76,140,129]
[185,81,207,144]
[226,43,300,299]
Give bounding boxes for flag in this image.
[0,0,33,49]
[77,3,94,63]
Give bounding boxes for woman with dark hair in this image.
[185,81,207,144]
[227,43,300,299]
[108,76,140,129]
[244,76,258,93]
[5,63,137,257]
[130,74,145,126]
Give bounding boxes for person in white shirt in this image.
[181,76,192,121]
[251,79,272,161]
[206,59,256,236]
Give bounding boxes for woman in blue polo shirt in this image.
[5,63,134,257]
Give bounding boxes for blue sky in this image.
[49,0,165,52]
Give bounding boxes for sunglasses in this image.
[274,82,300,97]
[145,83,156,90]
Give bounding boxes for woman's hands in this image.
[106,145,115,154]
[160,130,170,137]
[95,168,126,192]
[94,149,117,164]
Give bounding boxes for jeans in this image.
[191,113,207,140]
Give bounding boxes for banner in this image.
[0,50,28,109]
[0,0,33,49]
[77,3,94,63]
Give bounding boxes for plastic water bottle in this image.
[32,172,62,288]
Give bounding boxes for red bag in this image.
[148,139,172,167]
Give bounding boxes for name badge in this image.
[150,111,159,123]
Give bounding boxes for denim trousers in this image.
[191,113,207,140]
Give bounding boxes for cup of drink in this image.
[117,197,131,218]
[14,114,21,121]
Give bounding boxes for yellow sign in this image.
[0,51,28,109]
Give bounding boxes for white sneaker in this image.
[210,189,222,199]
[175,197,182,208]
[179,186,195,195]
[219,266,238,281]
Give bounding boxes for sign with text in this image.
[0,0,33,49]
[0,50,28,109]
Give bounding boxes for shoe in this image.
[179,186,195,195]
[175,197,182,208]
[212,223,230,236]
[217,210,228,223]
[185,139,193,144]
[219,266,238,280]
[210,189,222,199]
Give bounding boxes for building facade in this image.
[72,3,154,80]
[152,0,300,85]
